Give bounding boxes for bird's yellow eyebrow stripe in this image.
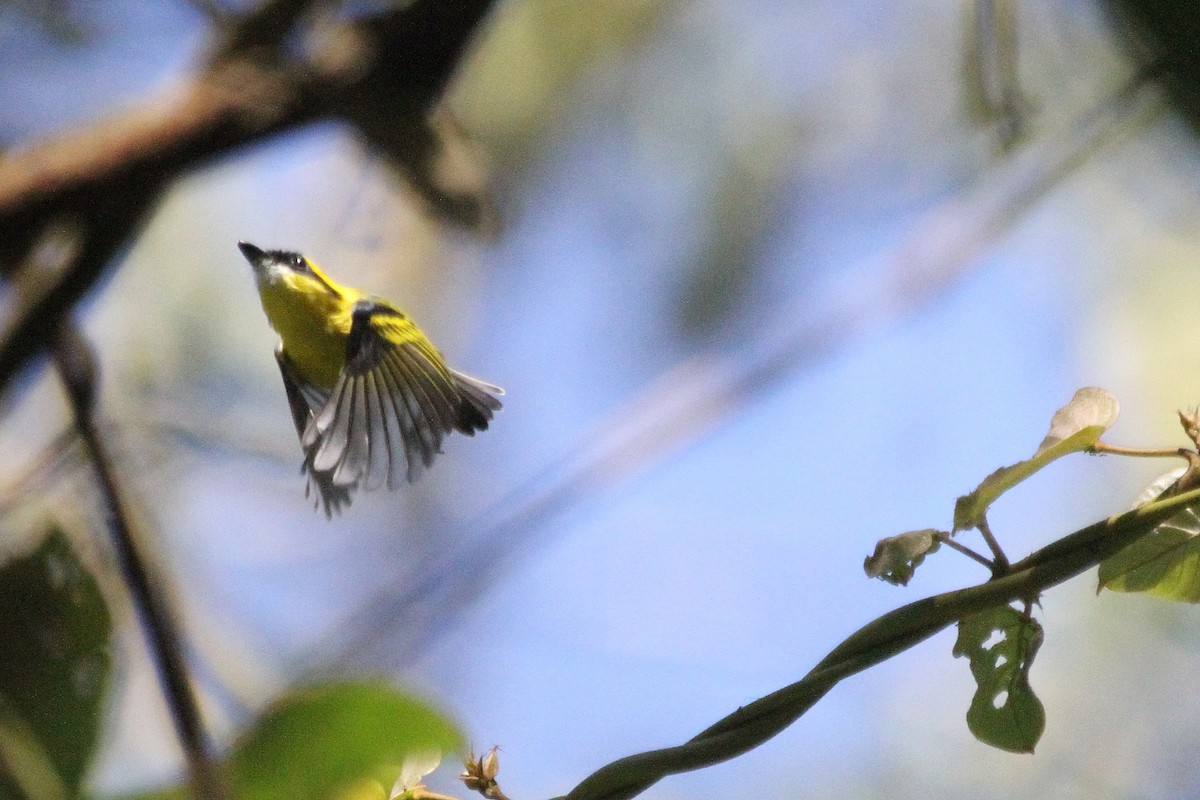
[304,265,342,297]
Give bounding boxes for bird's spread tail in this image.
[298,369,503,515]
[450,369,504,435]
[303,460,353,518]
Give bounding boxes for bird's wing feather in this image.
[274,347,351,517]
[301,299,503,496]
[276,346,328,438]
[448,368,504,433]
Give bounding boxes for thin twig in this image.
[969,0,1027,150]
[934,531,994,570]
[51,324,226,800]
[975,515,1009,574]
[1089,441,1191,459]
[0,427,78,518]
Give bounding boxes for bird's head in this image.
[237,241,343,299]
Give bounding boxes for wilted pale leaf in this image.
[1034,387,1120,458]
[954,388,1119,531]
[0,528,111,800]
[863,529,942,586]
[952,606,1045,754]
[390,750,443,800]
[1131,467,1188,509]
[1098,504,1200,601]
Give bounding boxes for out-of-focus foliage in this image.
[453,0,678,166]
[125,680,463,800]
[1106,0,1200,131]
[228,681,461,800]
[0,527,111,800]
[0,0,88,44]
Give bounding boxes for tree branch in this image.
[551,487,1200,800]
[52,323,226,800]
[0,0,496,401]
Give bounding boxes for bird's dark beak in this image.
[237,241,264,263]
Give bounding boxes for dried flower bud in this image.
[460,747,509,800]
[1181,408,1200,445]
[482,747,499,781]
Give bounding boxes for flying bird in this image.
[239,241,502,515]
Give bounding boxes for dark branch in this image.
[52,323,226,800]
[0,0,496,400]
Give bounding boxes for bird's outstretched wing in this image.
[285,299,502,515]
[275,347,353,516]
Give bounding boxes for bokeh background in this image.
[5,1,1200,798]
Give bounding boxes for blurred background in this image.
[5,1,1200,798]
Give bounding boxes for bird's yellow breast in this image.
[258,269,362,389]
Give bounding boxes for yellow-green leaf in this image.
[954,387,1118,531]
[952,606,1045,754]
[228,681,462,800]
[1098,504,1200,601]
[113,681,460,800]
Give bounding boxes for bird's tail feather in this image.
[450,370,504,435]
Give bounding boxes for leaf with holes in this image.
[952,606,1045,753]
[1098,503,1200,601]
[863,529,942,586]
[954,387,1118,531]
[0,527,112,800]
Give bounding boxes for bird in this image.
[238,241,502,516]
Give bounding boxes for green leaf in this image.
[0,527,112,799]
[227,681,463,800]
[863,529,942,586]
[952,606,1046,754]
[1098,504,1200,601]
[954,387,1118,531]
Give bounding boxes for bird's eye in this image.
[289,255,305,269]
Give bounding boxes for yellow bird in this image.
[238,241,503,516]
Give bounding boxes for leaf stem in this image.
[933,532,994,570]
[976,515,1009,574]
[1089,441,1191,459]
